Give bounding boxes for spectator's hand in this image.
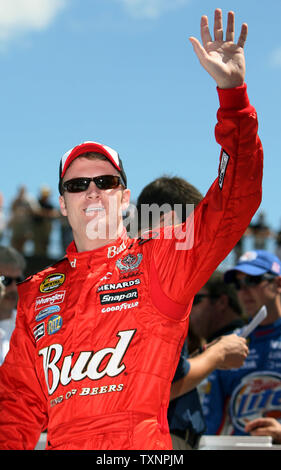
[245,418,281,444]
[189,9,247,89]
[211,334,249,369]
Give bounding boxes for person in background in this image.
[0,246,26,365]
[249,212,271,251]
[245,417,281,444]
[8,185,35,253]
[32,186,60,256]
[189,271,245,346]
[137,178,249,450]
[202,250,281,442]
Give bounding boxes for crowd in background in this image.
[0,185,281,269]
[0,186,72,272]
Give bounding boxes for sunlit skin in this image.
[235,271,281,325]
[59,157,131,252]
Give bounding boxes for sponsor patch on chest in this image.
[39,273,65,293]
[100,288,138,305]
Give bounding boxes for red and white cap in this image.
[59,141,127,193]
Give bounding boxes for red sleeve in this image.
[0,300,48,450]
[149,84,263,319]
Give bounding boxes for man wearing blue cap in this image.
[202,250,281,443]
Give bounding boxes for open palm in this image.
[190,9,248,89]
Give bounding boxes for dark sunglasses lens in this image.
[233,275,263,290]
[64,179,91,193]
[246,276,261,286]
[63,176,121,192]
[1,276,23,286]
[95,175,120,190]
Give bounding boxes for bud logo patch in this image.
[39,329,136,395]
[107,241,126,258]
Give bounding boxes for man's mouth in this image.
[84,206,105,216]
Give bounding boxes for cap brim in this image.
[224,264,268,283]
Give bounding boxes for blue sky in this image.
[1,0,281,237]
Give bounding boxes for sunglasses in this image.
[193,294,214,305]
[62,175,124,193]
[0,275,24,287]
[232,273,276,291]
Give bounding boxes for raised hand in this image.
[189,9,248,89]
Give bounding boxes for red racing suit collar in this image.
[65,228,130,269]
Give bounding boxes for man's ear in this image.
[59,195,67,217]
[121,189,131,212]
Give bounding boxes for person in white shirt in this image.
[0,246,26,365]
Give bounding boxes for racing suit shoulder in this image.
[144,85,263,318]
[18,257,68,290]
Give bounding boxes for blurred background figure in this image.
[32,185,59,257]
[59,214,73,253]
[0,246,26,365]
[136,175,248,450]
[249,211,271,251]
[8,186,35,253]
[202,250,281,439]
[189,270,245,349]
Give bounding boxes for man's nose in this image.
[85,181,101,198]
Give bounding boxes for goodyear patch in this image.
[40,273,65,293]
[47,315,63,335]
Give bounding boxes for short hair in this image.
[205,271,243,316]
[0,246,26,272]
[136,175,203,229]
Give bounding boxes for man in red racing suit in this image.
[0,10,263,450]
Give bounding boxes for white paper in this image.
[240,305,267,338]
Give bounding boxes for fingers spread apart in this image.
[200,9,247,48]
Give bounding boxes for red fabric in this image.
[0,85,263,450]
